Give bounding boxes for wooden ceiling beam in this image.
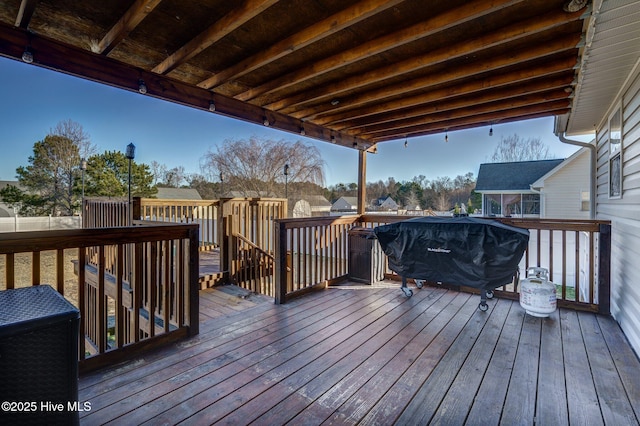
[198,0,402,90]
[320,58,576,128]
[370,103,571,143]
[358,90,570,138]
[237,0,526,102]
[0,23,370,150]
[97,0,163,55]
[289,33,581,121]
[270,8,583,114]
[14,0,39,28]
[340,75,574,133]
[152,0,277,75]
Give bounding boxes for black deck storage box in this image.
[0,285,80,425]
[349,227,385,284]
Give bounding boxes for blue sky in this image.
[0,56,586,187]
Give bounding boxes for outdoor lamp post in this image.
[284,164,289,199]
[125,143,136,226]
[219,172,224,197]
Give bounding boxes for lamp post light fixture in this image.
[284,164,289,199]
[125,143,136,225]
[219,172,224,197]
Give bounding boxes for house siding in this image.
[540,150,590,219]
[596,62,640,356]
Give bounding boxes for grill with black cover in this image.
[374,216,529,310]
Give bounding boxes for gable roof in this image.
[301,195,332,207]
[156,187,202,200]
[475,159,564,192]
[531,148,588,190]
[331,196,358,210]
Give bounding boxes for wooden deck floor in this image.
[78,282,640,425]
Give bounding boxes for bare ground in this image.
[0,249,80,308]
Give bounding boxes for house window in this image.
[484,194,501,216]
[609,106,622,198]
[580,190,590,211]
[522,194,540,215]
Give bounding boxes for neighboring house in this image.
[551,0,640,357]
[155,187,202,200]
[475,159,564,217]
[292,195,332,218]
[403,204,422,215]
[331,196,358,213]
[372,196,399,211]
[530,148,590,219]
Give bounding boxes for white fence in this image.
[0,216,81,232]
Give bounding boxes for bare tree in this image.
[149,161,167,185]
[50,119,97,160]
[490,134,553,162]
[201,136,325,197]
[164,166,187,187]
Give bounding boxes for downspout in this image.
[557,133,597,219]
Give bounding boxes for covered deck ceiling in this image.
[0,0,590,151]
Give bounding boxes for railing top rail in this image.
[494,217,611,232]
[278,214,612,233]
[360,214,417,224]
[139,198,220,207]
[220,197,286,202]
[276,215,361,228]
[0,222,198,254]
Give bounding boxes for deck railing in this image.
[222,198,287,296]
[275,215,360,303]
[136,197,221,250]
[135,197,286,293]
[0,222,199,373]
[275,215,611,313]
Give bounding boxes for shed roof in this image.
[475,159,564,191]
[301,195,332,207]
[0,1,589,148]
[156,187,202,200]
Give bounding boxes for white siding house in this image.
[475,159,564,217]
[555,0,640,356]
[331,196,358,213]
[531,148,591,219]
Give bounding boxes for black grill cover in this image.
[374,217,529,290]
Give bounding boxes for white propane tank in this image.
[519,267,557,317]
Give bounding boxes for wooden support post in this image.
[357,149,367,215]
[133,196,141,221]
[275,220,288,304]
[188,227,200,335]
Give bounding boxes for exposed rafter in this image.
[236,0,526,102]
[153,0,277,75]
[319,58,577,128]
[198,0,403,90]
[97,0,162,55]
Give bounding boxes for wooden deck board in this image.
[79,282,640,425]
[465,302,524,426]
[562,309,604,425]
[537,308,569,426]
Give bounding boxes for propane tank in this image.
[519,267,557,317]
